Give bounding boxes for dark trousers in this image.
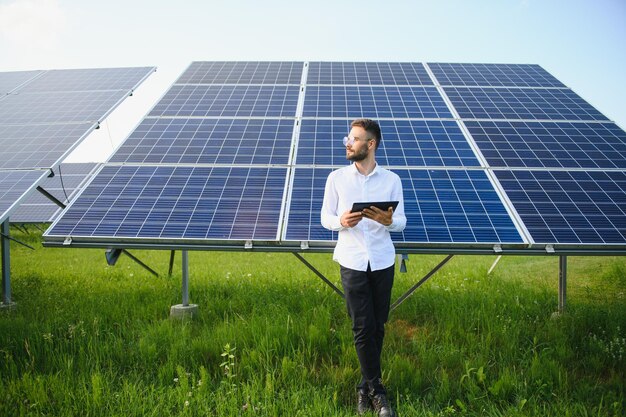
[340,263,394,395]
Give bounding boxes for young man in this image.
[321,118,406,417]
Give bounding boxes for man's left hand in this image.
[362,206,393,226]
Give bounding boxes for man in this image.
[321,118,406,417]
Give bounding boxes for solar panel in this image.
[49,165,287,241]
[0,70,44,94]
[285,168,523,244]
[16,67,155,93]
[176,61,303,85]
[43,61,626,253]
[109,118,295,165]
[465,121,626,169]
[296,119,480,167]
[307,62,432,85]
[0,123,95,170]
[302,86,451,119]
[428,63,565,88]
[495,170,626,244]
[0,90,133,125]
[0,170,49,224]
[11,163,98,223]
[148,85,300,118]
[444,87,609,121]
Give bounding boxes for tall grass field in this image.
[1,228,624,416]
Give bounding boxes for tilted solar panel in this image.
[428,63,565,88]
[17,67,155,93]
[148,85,300,118]
[302,86,452,119]
[465,121,626,169]
[444,87,609,121]
[296,119,480,167]
[495,170,626,244]
[307,62,432,85]
[176,61,303,85]
[110,118,295,165]
[0,70,44,94]
[0,170,49,224]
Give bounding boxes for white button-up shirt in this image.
[321,163,406,272]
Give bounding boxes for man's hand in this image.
[362,206,393,226]
[340,210,363,228]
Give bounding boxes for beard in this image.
[347,146,368,162]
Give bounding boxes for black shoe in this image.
[357,389,372,415]
[371,392,395,417]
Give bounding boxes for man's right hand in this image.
[340,210,363,228]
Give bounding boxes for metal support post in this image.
[170,250,197,319]
[293,252,344,298]
[391,254,454,311]
[1,220,13,307]
[488,255,502,275]
[168,250,176,277]
[558,255,567,314]
[182,250,189,306]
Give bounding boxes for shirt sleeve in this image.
[386,174,406,232]
[320,172,344,231]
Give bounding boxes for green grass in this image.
[1,227,624,416]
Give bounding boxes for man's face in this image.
[346,126,372,162]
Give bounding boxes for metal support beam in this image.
[105,248,159,277]
[292,252,344,298]
[168,250,176,277]
[391,254,454,311]
[558,255,567,314]
[36,186,66,208]
[121,249,159,277]
[182,250,189,306]
[488,255,502,275]
[2,220,12,306]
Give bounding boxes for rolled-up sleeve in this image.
[321,172,344,231]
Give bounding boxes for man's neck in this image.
[354,157,377,176]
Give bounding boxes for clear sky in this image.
[1,0,624,162]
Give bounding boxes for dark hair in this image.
[351,118,381,149]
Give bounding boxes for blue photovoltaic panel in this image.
[176,61,303,85]
[0,70,44,94]
[148,85,300,118]
[307,62,432,85]
[285,168,522,244]
[296,119,480,167]
[11,163,98,223]
[444,87,609,121]
[46,165,287,241]
[302,86,451,119]
[465,121,626,169]
[0,122,95,169]
[0,90,132,125]
[495,170,626,244]
[17,67,155,93]
[109,118,295,165]
[0,170,48,224]
[428,63,566,88]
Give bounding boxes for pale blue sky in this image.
[1,0,624,161]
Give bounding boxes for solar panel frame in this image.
[427,63,566,88]
[307,62,433,86]
[176,61,304,85]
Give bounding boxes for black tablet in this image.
[350,201,399,213]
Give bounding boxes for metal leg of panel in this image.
[170,250,197,319]
[1,220,16,309]
[120,249,159,277]
[168,250,176,277]
[558,255,567,314]
[293,252,344,299]
[487,255,502,275]
[391,254,454,311]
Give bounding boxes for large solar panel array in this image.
[45,62,626,252]
[11,163,99,223]
[0,67,155,225]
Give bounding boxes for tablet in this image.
[350,201,399,213]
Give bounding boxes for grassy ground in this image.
[1,227,624,416]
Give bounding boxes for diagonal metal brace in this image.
[105,248,159,277]
[0,232,35,250]
[293,252,344,298]
[391,254,454,311]
[36,186,66,209]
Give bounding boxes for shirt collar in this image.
[350,162,380,177]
